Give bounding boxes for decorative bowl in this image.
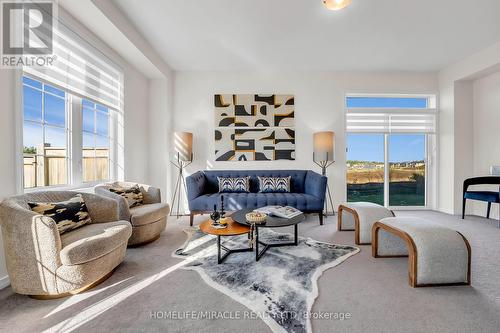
[246,212,267,224]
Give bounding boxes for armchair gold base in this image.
[29,269,115,300]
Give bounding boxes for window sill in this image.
[23,180,113,194]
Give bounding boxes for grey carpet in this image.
[174,227,359,333]
[0,211,499,333]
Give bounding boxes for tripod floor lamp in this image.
[170,132,193,218]
[313,131,335,216]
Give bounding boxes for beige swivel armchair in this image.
[0,191,132,298]
[94,182,169,246]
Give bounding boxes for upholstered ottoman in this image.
[338,202,394,245]
[372,217,471,287]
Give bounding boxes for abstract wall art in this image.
[214,94,295,161]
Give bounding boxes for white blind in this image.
[24,19,123,110]
[346,108,436,134]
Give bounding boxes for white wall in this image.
[173,71,438,212]
[0,70,17,288]
[438,40,500,215]
[148,78,174,203]
[437,81,455,214]
[453,81,474,214]
[471,71,500,219]
[123,68,150,182]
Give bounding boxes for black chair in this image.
[462,176,500,227]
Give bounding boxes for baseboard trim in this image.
[436,207,455,215]
[0,275,10,289]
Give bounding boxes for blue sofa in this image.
[186,170,327,226]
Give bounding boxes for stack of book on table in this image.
[253,206,302,219]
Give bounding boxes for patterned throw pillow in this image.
[28,194,92,235]
[109,184,144,208]
[217,177,250,193]
[258,176,291,193]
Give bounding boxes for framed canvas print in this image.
[214,94,295,161]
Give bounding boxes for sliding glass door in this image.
[347,133,426,207]
[389,134,426,206]
[347,134,385,205]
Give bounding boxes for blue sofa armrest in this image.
[186,171,206,203]
[305,171,327,201]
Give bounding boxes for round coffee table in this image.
[231,209,305,261]
[199,218,253,264]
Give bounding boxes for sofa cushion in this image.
[130,203,169,227]
[60,221,132,265]
[203,170,307,193]
[190,193,323,212]
[217,176,250,193]
[28,194,92,235]
[258,176,291,193]
[110,184,144,207]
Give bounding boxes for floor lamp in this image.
[313,131,335,216]
[170,132,193,218]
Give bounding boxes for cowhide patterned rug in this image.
[173,227,359,333]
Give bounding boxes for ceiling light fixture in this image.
[323,0,352,11]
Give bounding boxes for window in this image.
[23,77,68,188]
[20,17,123,191]
[22,76,116,190]
[346,95,436,207]
[389,134,426,206]
[82,100,110,182]
[346,134,385,205]
[346,97,428,108]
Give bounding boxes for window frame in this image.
[346,133,386,206]
[21,77,71,189]
[386,133,428,208]
[81,99,111,184]
[345,93,438,210]
[18,73,118,193]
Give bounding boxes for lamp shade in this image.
[173,132,193,162]
[313,131,335,162]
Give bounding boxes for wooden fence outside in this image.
[24,147,109,188]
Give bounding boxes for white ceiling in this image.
[112,0,500,71]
